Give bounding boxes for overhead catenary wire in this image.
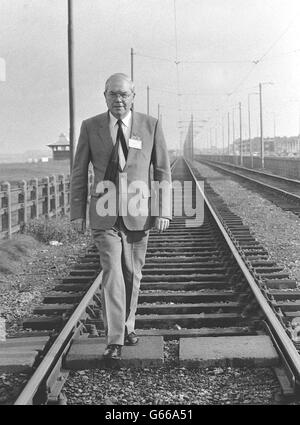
[252,19,295,65]
[134,46,300,66]
[134,51,255,65]
[229,63,259,97]
[254,47,300,62]
[230,19,295,97]
[134,53,174,63]
[172,0,184,152]
[149,86,228,96]
[135,83,229,101]
[133,13,297,144]
[214,18,296,130]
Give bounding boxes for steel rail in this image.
[203,158,300,185]
[14,271,103,405]
[199,159,300,201]
[170,157,178,171]
[184,158,300,380]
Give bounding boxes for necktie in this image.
[103,119,128,183]
[117,119,128,169]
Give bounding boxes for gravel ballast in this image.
[0,232,90,335]
[64,366,280,405]
[64,339,281,405]
[0,227,91,405]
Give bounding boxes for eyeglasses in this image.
[107,91,133,99]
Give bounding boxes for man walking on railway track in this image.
[70,73,172,361]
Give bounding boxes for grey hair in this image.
[104,73,135,93]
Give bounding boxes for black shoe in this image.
[124,332,139,346]
[103,344,122,360]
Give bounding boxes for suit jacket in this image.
[70,111,172,231]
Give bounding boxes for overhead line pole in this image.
[222,115,225,155]
[147,85,150,115]
[191,114,194,161]
[232,109,235,156]
[248,94,252,168]
[68,0,75,172]
[248,92,259,168]
[259,83,264,169]
[131,48,134,113]
[173,0,182,155]
[215,127,217,152]
[239,102,243,166]
[131,48,134,81]
[227,112,230,155]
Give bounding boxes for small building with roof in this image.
[47,133,70,160]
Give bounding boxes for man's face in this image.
[104,77,135,119]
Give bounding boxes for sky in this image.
[1,0,300,155]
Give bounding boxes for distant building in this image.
[47,133,70,160]
[27,156,49,163]
[229,136,300,157]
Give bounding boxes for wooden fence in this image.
[1,151,176,240]
[0,174,94,239]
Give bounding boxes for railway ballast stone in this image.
[179,335,279,368]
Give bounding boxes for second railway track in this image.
[197,158,300,218]
[8,156,300,404]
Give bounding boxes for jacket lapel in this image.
[97,112,114,149]
[95,111,142,170]
[129,111,141,139]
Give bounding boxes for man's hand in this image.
[71,218,86,234]
[154,217,170,233]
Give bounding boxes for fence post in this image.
[3,181,11,238]
[60,174,65,214]
[34,177,39,218]
[57,175,62,214]
[22,180,27,225]
[66,174,71,208]
[45,176,50,216]
[52,175,58,216]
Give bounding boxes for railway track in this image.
[8,156,300,404]
[197,158,300,218]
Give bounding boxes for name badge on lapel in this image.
[129,138,142,149]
